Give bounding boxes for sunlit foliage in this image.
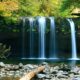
[0,0,80,19]
[60,0,80,17]
[0,0,18,16]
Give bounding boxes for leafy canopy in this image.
[0,0,80,18]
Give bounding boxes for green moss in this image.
[0,77,20,80]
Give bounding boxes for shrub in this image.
[0,43,11,59]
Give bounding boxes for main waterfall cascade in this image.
[38,17,46,59]
[67,19,78,60]
[21,17,78,60]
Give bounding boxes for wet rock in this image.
[19,63,23,68]
[45,74,51,79]
[71,66,80,74]
[0,62,80,80]
[43,65,50,74]
[41,62,48,66]
[59,64,71,72]
[72,77,80,80]
[0,62,5,67]
[36,73,46,78]
[56,70,69,78]
[0,68,5,72]
[50,66,59,74]
[23,64,34,70]
[53,66,59,70]
[42,62,50,74]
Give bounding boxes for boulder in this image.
[0,62,5,67]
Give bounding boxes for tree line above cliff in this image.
[0,0,80,20]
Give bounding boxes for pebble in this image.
[0,62,80,80]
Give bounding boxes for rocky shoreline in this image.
[0,62,80,80]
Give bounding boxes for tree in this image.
[0,0,19,16]
[0,0,80,18]
[19,0,61,16]
[60,0,80,17]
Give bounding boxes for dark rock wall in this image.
[0,18,79,59]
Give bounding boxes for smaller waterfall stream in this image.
[49,17,57,59]
[38,17,46,59]
[67,19,78,60]
[29,18,34,58]
[21,17,26,59]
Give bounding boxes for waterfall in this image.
[29,18,34,58]
[49,17,57,59]
[38,17,46,59]
[21,17,26,59]
[67,19,78,60]
[20,17,78,60]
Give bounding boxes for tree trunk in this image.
[20,66,45,80]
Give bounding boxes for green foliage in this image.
[0,0,80,23]
[19,0,40,16]
[0,43,11,59]
[0,0,62,17]
[18,0,61,17]
[60,0,80,17]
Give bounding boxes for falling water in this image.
[49,17,57,59]
[29,18,34,58]
[21,17,26,59]
[38,17,46,59]
[67,19,78,60]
